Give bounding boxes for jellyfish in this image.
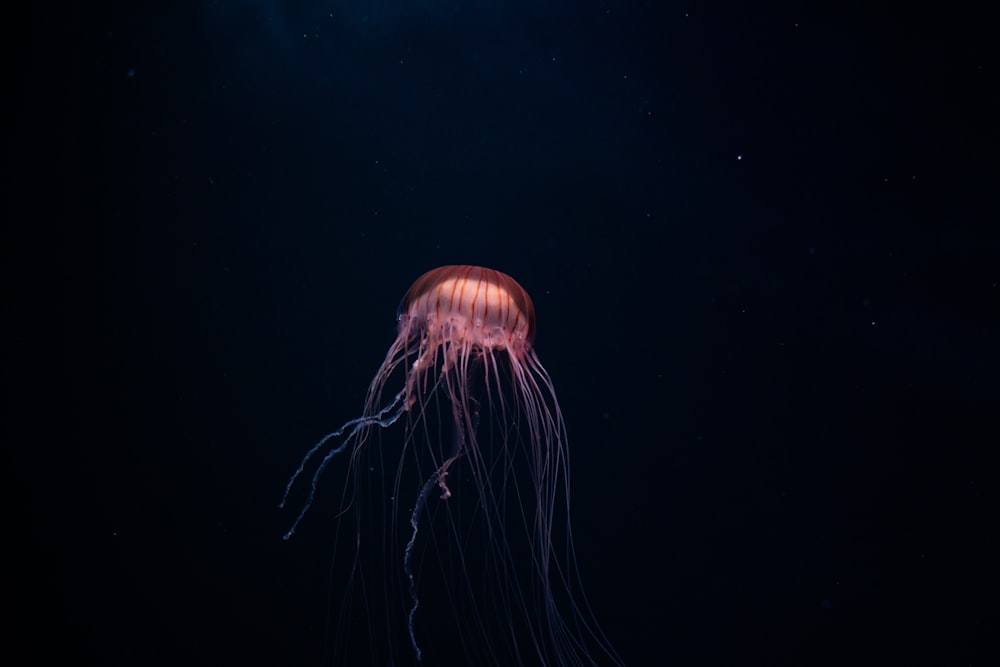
[281,265,623,666]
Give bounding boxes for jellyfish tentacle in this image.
[280,387,408,540]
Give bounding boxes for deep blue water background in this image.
[7,1,995,665]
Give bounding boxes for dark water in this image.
[8,1,993,665]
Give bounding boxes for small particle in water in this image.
[127,68,135,78]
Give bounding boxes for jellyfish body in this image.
[282,265,623,667]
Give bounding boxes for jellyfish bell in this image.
[281,265,623,667]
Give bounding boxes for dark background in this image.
[7,1,995,665]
